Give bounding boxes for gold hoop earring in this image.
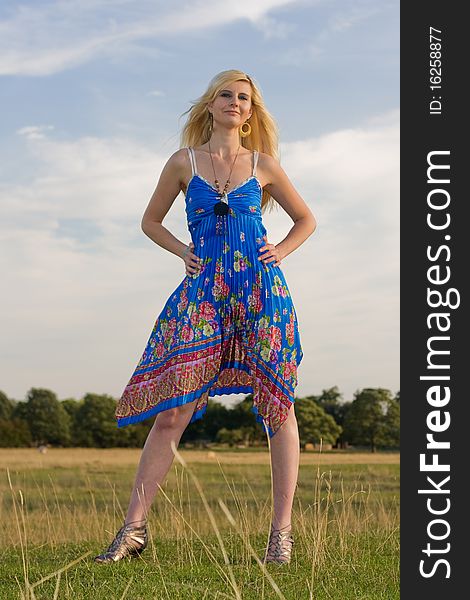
[240,121,251,138]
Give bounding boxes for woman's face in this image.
[208,80,253,128]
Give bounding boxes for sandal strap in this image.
[94,522,148,563]
[264,526,294,562]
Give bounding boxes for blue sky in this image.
[0,0,399,407]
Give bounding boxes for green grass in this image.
[1,532,399,599]
[1,449,399,599]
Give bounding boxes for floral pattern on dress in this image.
[115,152,303,438]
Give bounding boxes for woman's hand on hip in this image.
[183,241,202,276]
[258,234,283,267]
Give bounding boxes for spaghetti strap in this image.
[253,150,259,177]
[187,147,198,176]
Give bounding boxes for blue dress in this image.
[115,147,303,437]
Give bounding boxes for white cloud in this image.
[329,3,382,32]
[0,0,299,76]
[276,1,387,66]
[16,125,55,140]
[276,42,325,67]
[0,129,187,400]
[263,108,400,398]
[0,109,399,403]
[250,13,297,40]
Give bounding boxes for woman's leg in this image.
[124,399,198,526]
[268,404,300,532]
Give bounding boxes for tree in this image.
[382,396,400,448]
[343,388,394,452]
[23,388,71,446]
[189,394,315,446]
[0,390,14,420]
[60,398,82,447]
[226,396,266,444]
[215,427,245,446]
[0,417,32,447]
[183,398,231,442]
[11,399,28,421]
[295,397,342,446]
[61,398,80,420]
[308,386,352,447]
[310,386,342,409]
[74,393,123,447]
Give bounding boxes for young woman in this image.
[94,69,316,565]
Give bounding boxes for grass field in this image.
[0,448,400,599]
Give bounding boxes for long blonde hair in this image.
[179,69,279,213]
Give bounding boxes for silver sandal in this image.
[263,525,294,564]
[94,520,148,564]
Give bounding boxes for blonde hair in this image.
[179,69,279,213]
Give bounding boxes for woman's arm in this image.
[260,153,317,262]
[140,149,189,260]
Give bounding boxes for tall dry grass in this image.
[2,444,399,599]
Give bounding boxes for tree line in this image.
[0,386,399,452]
